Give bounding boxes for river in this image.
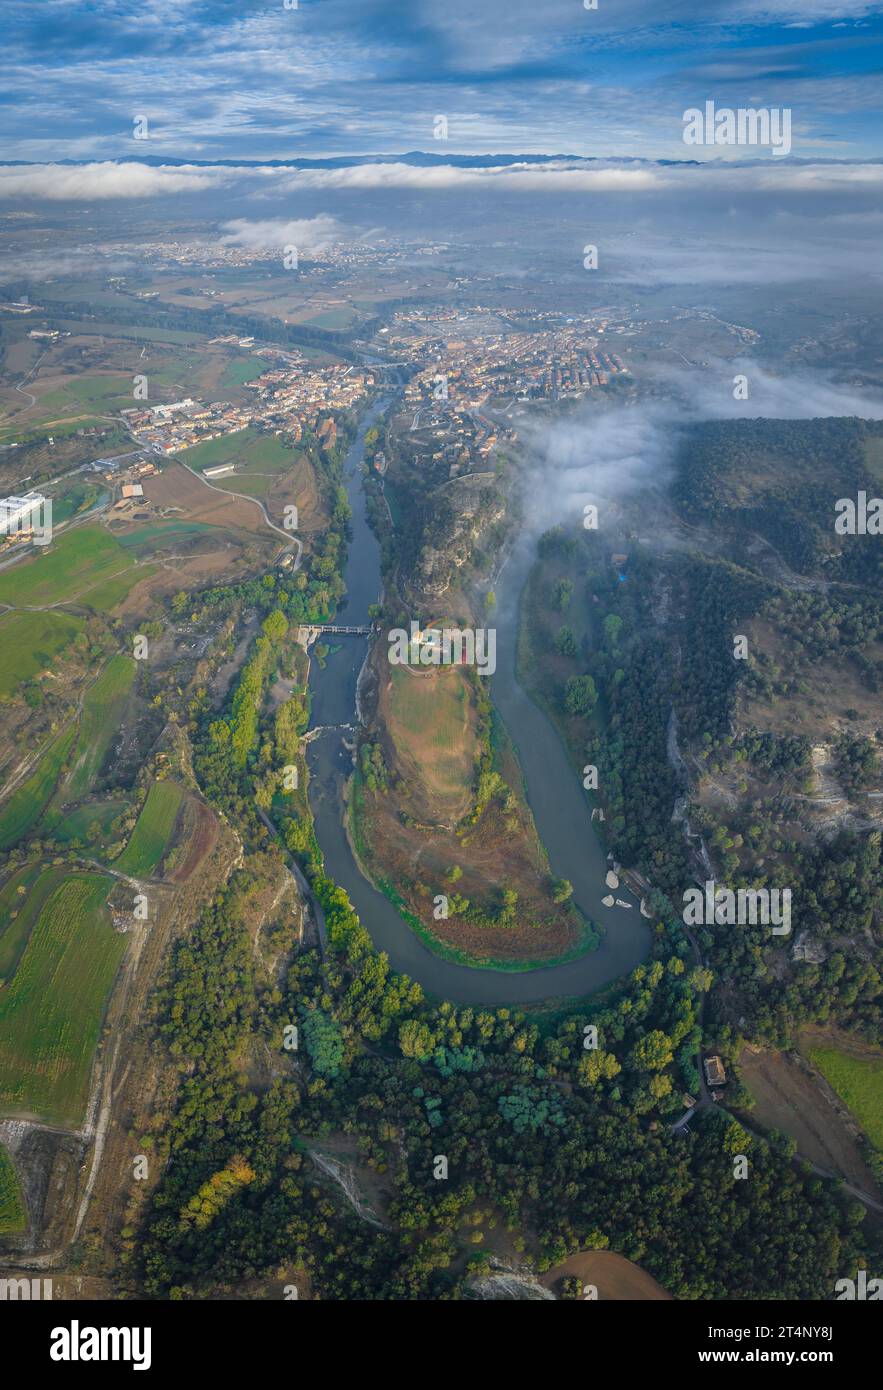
[304,399,650,1004]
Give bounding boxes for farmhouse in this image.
[704,1055,727,1088]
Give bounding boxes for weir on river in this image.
[304,399,650,1004]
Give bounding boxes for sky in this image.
[1,0,881,164]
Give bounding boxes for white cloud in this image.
[0,161,231,200]
[218,215,342,252]
[2,157,882,204]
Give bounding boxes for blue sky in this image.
[2,0,881,162]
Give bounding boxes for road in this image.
[165,455,303,569]
[257,806,326,955]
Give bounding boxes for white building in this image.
[151,398,195,420]
[0,492,49,535]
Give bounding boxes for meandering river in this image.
[304,400,650,1004]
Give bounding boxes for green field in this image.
[116,520,217,552]
[115,780,184,877]
[387,664,476,817]
[298,307,357,331]
[50,798,128,849]
[56,319,203,346]
[0,863,71,986]
[183,425,295,477]
[0,526,138,610]
[27,374,133,425]
[0,871,124,1126]
[0,610,84,697]
[46,654,136,810]
[808,1044,883,1151]
[220,359,266,389]
[0,1142,26,1235]
[0,726,76,849]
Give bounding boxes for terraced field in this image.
[0,870,124,1127]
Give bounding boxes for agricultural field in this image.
[0,1142,26,1236]
[805,1036,883,1153]
[384,663,476,823]
[0,863,70,986]
[55,319,203,347]
[220,359,266,390]
[0,609,84,698]
[143,460,276,535]
[542,1251,672,1301]
[0,725,76,848]
[21,372,133,428]
[115,520,218,552]
[115,780,185,877]
[0,870,124,1127]
[0,525,141,611]
[296,306,358,331]
[182,425,298,490]
[739,1044,881,1194]
[44,653,136,811]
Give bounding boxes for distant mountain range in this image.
[3,151,878,168]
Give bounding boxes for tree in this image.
[564,674,598,717]
[632,1030,674,1071]
[553,578,573,611]
[576,1050,621,1085]
[551,877,573,904]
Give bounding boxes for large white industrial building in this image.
[0,492,50,536]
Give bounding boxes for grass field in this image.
[386,664,476,821]
[807,1044,883,1151]
[115,780,184,877]
[55,319,203,346]
[46,654,135,809]
[28,374,133,426]
[0,610,84,697]
[0,526,138,610]
[183,427,296,476]
[116,520,217,551]
[220,359,266,389]
[50,798,128,849]
[0,871,124,1127]
[297,307,358,331]
[0,1142,26,1235]
[0,726,76,849]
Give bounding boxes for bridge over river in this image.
[297,622,376,644]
